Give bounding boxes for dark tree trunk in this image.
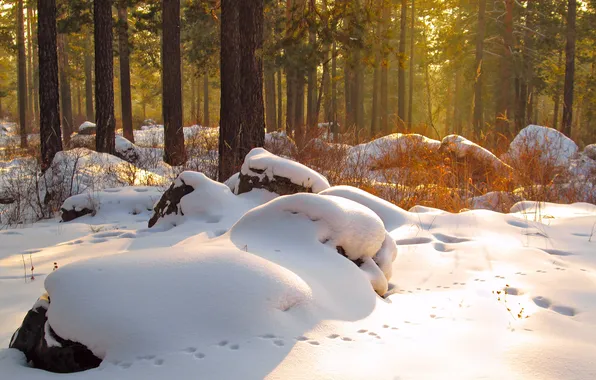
[31,7,40,126]
[496,0,513,136]
[58,34,73,145]
[94,0,116,154]
[344,61,353,129]
[562,0,576,137]
[203,75,209,127]
[84,34,94,122]
[397,0,407,130]
[294,71,305,145]
[219,0,241,181]
[380,4,390,135]
[26,5,34,127]
[408,0,415,129]
[306,1,317,130]
[196,76,201,124]
[38,0,62,170]
[190,74,196,123]
[473,0,486,140]
[371,63,380,137]
[286,68,296,135]
[454,68,462,135]
[323,48,332,124]
[162,0,186,165]
[77,83,82,118]
[331,41,338,138]
[118,0,134,142]
[17,0,28,148]
[277,69,283,131]
[264,63,277,132]
[238,0,265,158]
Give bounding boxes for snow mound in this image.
[319,185,412,230]
[237,148,330,195]
[78,122,97,134]
[440,135,513,174]
[505,125,578,168]
[61,186,161,222]
[467,191,522,212]
[230,193,397,295]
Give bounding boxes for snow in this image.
[506,125,579,168]
[78,122,96,132]
[441,134,512,173]
[61,186,162,216]
[0,174,596,378]
[240,148,330,193]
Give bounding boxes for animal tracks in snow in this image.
[532,296,577,317]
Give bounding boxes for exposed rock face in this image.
[60,207,93,222]
[114,135,140,164]
[237,169,314,196]
[148,178,195,228]
[9,294,102,373]
[584,144,596,161]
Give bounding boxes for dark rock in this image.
[10,293,102,373]
[336,246,364,267]
[148,179,195,228]
[237,173,313,196]
[0,196,14,205]
[61,207,93,222]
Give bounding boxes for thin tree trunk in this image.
[58,34,73,145]
[219,0,241,180]
[190,74,196,123]
[94,0,116,154]
[118,0,134,142]
[203,75,209,127]
[277,69,283,131]
[84,34,94,122]
[26,5,34,127]
[331,41,338,138]
[264,63,277,132]
[323,48,332,123]
[496,0,513,136]
[344,61,353,129]
[397,0,407,130]
[306,0,317,130]
[38,0,62,170]
[473,0,487,140]
[77,83,82,117]
[162,0,186,164]
[454,68,462,135]
[380,4,390,135]
[408,0,415,128]
[31,7,40,126]
[17,0,28,148]
[562,0,576,137]
[196,75,201,124]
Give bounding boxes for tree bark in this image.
[219,0,241,181]
[58,34,73,145]
[31,7,40,126]
[306,0,317,131]
[118,0,134,142]
[84,34,94,122]
[472,0,486,140]
[408,0,415,129]
[238,0,265,158]
[331,41,338,138]
[562,0,576,137]
[38,0,62,170]
[496,0,513,136]
[397,0,407,130]
[162,0,186,165]
[190,74,196,123]
[94,0,116,154]
[203,75,209,127]
[380,4,390,135]
[265,63,277,132]
[17,0,28,148]
[26,5,34,128]
[277,69,283,131]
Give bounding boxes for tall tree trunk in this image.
[454,68,462,135]
[94,0,116,154]
[238,0,265,158]
[219,0,241,180]
[323,48,332,123]
[371,63,380,137]
[31,7,40,126]
[58,34,73,145]
[553,48,563,129]
[26,5,34,127]
[17,0,28,148]
[408,0,415,129]
[344,61,353,129]
[38,0,62,170]
[118,0,134,142]
[196,76,201,124]
[162,0,186,165]
[306,0,317,131]
[84,34,94,122]
[190,74,196,123]
[277,69,283,131]
[264,63,277,132]
[380,4,390,135]
[496,0,513,136]
[331,41,338,138]
[562,0,576,138]
[397,0,407,130]
[77,83,82,118]
[203,75,209,127]
[473,0,487,140]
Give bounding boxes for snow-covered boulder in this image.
[77,121,96,135]
[236,148,330,196]
[467,191,522,212]
[61,186,161,222]
[505,125,578,169]
[230,193,397,295]
[114,135,140,164]
[584,144,596,161]
[9,293,101,373]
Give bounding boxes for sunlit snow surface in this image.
[0,182,595,379]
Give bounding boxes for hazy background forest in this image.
[0,0,595,150]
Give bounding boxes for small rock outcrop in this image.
[9,293,102,373]
[60,206,93,222]
[148,178,195,228]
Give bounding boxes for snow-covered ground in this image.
[1,166,596,379]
